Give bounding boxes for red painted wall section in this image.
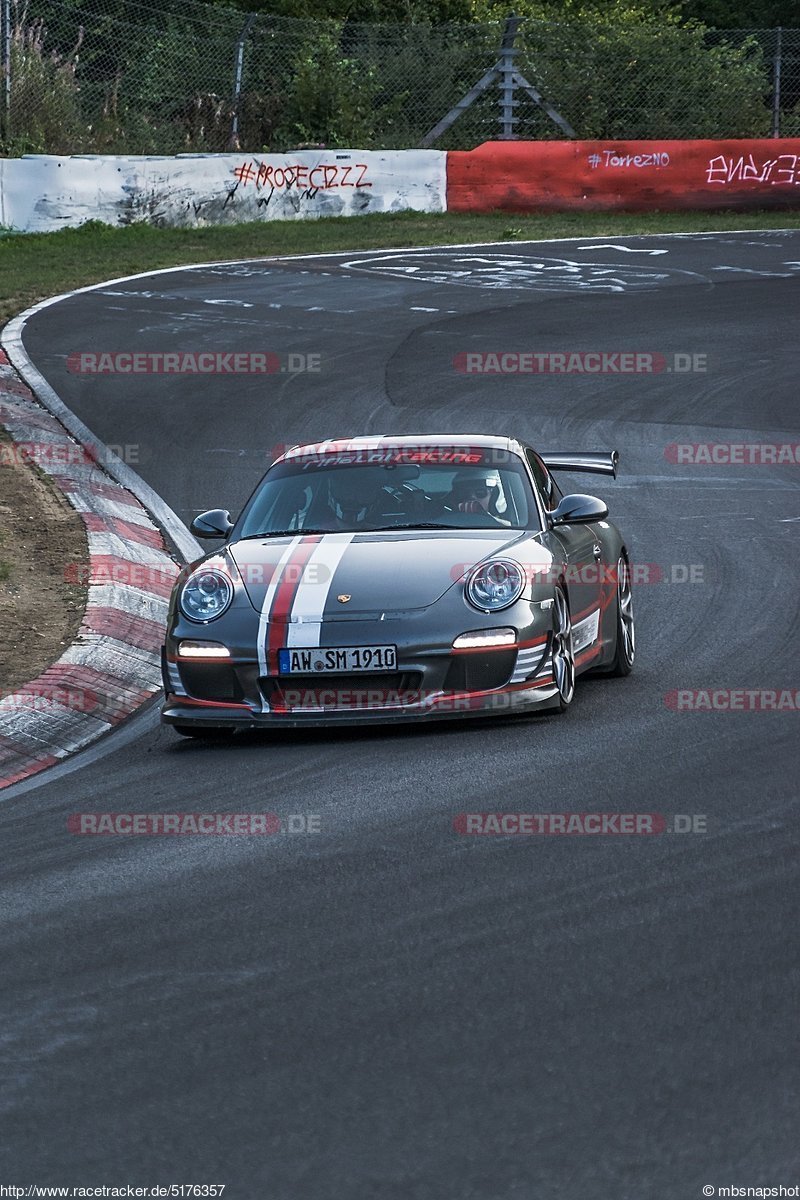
[446,140,800,212]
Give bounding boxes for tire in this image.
[552,585,576,712]
[608,553,635,676]
[172,724,233,740]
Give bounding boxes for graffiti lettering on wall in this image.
[706,153,800,186]
[587,150,671,170]
[231,161,374,190]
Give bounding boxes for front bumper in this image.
[161,624,560,729]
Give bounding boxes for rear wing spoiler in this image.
[542,451,619,479]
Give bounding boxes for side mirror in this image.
[550,493,608,526]
[190,508,234,539]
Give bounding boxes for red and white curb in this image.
[0,349,181,789]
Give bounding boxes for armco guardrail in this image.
[2,140,799,231]
[0,149,447,232]
[447,139,800,212]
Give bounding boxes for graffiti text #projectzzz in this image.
[232,161,373,190]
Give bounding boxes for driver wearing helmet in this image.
[325,470,383,529]
[441,471,511,526]
[444,472,494,514]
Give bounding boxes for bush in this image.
[522,17,770,139]
[0,4,84,154]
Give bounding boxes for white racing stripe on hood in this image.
[286,534,355,648]
[257,536,303,677]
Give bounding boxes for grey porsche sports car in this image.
[161,435,634,736]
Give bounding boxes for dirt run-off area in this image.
[0,428,88,691]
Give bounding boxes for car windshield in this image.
[235,447,540,537]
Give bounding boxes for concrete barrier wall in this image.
[2,140,799,231]
[447,139,800,212]
[0,149,447,232]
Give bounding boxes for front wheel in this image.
[608,554,635,676]
[552,586,575,712]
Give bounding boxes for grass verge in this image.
[0,429,88,691]
[2,208,800,324]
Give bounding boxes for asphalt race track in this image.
[2,232,799,1197]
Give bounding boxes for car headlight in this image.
[466,559,525,612]
[179,568,234,622]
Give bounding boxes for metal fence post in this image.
[772,27,782,138]
[229,13,256,152]
[498,13,521,140]
[1,0,11,146]
[420,10,574,147]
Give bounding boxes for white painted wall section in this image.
[1,149,448,232]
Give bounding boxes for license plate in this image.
[277,645,397,674]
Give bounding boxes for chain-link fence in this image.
[1,0,798,156]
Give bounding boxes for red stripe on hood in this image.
[265,537,322,675]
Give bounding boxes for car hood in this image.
[229,529,553,617]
